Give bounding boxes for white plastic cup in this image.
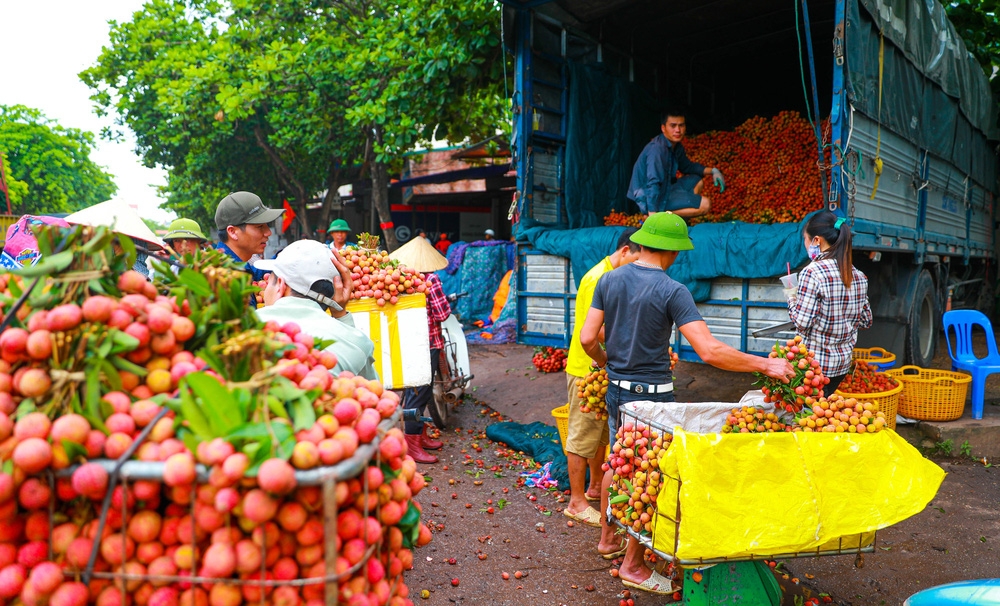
[779,274,798,289]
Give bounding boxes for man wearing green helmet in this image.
[328,218,355,252]
[580,212,795,596]
[163,218,208,258]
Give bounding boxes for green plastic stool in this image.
[682,560,781,606]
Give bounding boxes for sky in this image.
[0,0,175,224]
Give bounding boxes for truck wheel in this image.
[906,270,938,367]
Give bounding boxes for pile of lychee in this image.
[0,254,430,606]
[606,421,671,536]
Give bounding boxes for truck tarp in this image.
[848,0,998,185]
[564,61,658,228]
[519,216,810,302]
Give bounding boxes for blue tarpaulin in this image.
[485,421,569,489]
[519,216,811,302]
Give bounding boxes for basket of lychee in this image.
[753,336,829,414]
[335,233,426,307]
[835,360,902,430]
[531,346,567,373]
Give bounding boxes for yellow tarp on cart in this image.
[652,429,945,562]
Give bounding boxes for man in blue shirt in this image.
[626,109,726,219]
[214,191,284,281]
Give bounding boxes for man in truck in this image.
[581,212,794,595]
[627,109,726,219]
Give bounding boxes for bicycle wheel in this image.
[428,370,449,429]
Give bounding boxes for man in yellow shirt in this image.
[563,228,640,527]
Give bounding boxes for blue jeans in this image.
[605,382,676,435]
[664,174,703,212]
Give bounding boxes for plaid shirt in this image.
[424,273,452,351]
[788,259,873,377]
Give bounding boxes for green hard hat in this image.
[164,218,208,241]
[630,212,694,251]
[328,218,351,232]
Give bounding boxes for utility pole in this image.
[0,151,11,214]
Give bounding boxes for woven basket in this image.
[885,366,971,421]
[835,382,904,430]
[852,347,897,371]
[552,404,570,455]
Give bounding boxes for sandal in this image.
[563,507,602,528]
[598,540,627,560]
[585,491,601,502]
[621,570,675,595]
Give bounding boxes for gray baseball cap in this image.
[215,191,285,230]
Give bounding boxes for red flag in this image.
[282,199,296,232]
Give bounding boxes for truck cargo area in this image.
[505,0,999,367]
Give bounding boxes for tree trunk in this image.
[369,127,398,251]
[293,185,311,238]
[319,163,341,239]
[371,160,397,250]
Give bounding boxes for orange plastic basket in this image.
[851,347,897,371]
[885,366,971,421]
[834,382,903,430]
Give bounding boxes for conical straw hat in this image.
[66,199,165,249]
[389,236,448,272]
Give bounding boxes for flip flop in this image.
[621,570,675,595]
[563,507,602,528]
[585,492,601,502]
[598,540,627,560]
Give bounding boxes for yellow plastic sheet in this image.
[652,429,945,561]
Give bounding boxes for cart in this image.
[609,399,941,605]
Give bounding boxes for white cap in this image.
[484,229,496,236]
[253,240,343,310]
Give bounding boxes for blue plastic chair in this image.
[942,310,1000,420]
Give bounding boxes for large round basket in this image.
[884,366,971,421]
[834,382,904,430]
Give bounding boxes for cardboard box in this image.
[346,294,430,389]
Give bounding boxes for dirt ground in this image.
[407,341,999,605]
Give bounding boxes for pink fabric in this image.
[0,215,71,269]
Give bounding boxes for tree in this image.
[942,0,1000,100]
[0,105,117,216]
[82,0,506,248]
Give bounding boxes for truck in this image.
[503,0,999,368]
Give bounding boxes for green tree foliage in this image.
[942,0,1000,100]
[0,105,117,216]
[82,0,506,247]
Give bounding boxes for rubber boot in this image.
[421,423,443,450]
[405,434,438,464]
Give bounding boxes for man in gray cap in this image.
[215,191,284,280]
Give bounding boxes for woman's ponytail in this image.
[804,211,854,288]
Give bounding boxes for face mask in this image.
[807,244,822,260]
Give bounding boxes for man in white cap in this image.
[215,191,284,280]
[254,240,378,380]
[483,229,495,241]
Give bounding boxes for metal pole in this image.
[800,0,828,203]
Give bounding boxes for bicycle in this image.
[428,292,474,428]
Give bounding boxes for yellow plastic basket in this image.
[852,347,897,371]
[552,404,570,455]
[885,366,971,421]
[834,382,903,430]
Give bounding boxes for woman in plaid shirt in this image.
[788,211,873,395]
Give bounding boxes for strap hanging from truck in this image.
[870,32,885,200]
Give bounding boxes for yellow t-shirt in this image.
[566,257,614,377]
